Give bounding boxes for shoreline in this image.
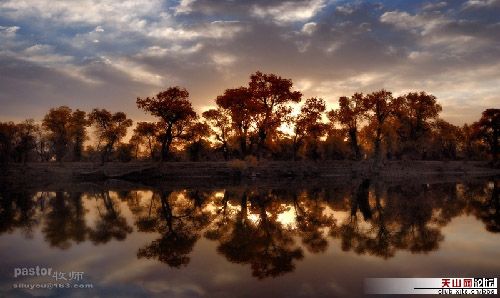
[1,161,498,189]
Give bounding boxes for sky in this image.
[0,0,499,125]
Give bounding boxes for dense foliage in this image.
[0,72,498,163]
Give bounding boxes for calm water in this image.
[0,178,499,297]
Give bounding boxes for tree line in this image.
[0,71,498,164]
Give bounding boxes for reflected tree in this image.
[136,190,211,268]
[0,190,40,238]
[43,192,88,249]
[213,189,304,279]
[466,181,500,233]
[87,191,132,244]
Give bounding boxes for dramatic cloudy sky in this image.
[0,0,499,124]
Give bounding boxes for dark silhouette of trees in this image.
[393,92,442,158]
[136,87,197,161]
[429,119,462,160]
[132,122,158,160]
[0,122,18,163]
[88,109,133,164]
[202,108,232,160]
[13,119,38,163]
[69,109,89,161]
[362,90,395,163]
[42,106,73,162]
[215,87,257,156]
[472,109,499,160]
[185,122,211,161]
[0,72,497,164]
[248,72,302,157]
[328,93,366,160]
[293,97,327,161]
[42,106,89,161]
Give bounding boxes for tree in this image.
[34,124,51,162]
[69,109,89,161]
[248,71,302,157]
[132,122,159,160]
[42,106,89,161]
[363,90,395,163]
[202,108,232,160]
[461,123,488,160]
[185,122,211,161]
[88,109,133,164]
[137,87,197,161]
[472,109,500,160]
[328,93,366,160]
[215,87,257,156]
[0,122,17,163]
[393,92,442,158]
[13,119,38,163]
[293,97,327,161]
[42,106,73,161]
[429,119,462,160]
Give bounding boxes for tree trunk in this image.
[374,125,382,163]
[349,128,361,160]
[161,125,173,162]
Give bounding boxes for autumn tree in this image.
[42,106,89,161]
[137,87,197,161]
[328,93,366,160]
[248,72,302,157]
[42,106,73,161]
[0,120,38,163]
[472,109,500,160]
[185,122,211,161]
[363,90,395,163]
[202,108,232,160]
[69,109,89,161]
[393,92,442,158]
[132,122,158,160]
[14,119,38,163]
[88,109,133,164]
[0,122,17,163]
[461,123,488,160]
[429,119,462,160]
[215,87,256,156]
[34,123,51,162]
[293,97,327,160]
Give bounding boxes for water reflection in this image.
[0,179,498,279]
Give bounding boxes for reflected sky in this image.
[0,178,499,297]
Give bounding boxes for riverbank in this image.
[0,160,498,189]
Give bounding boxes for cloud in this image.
[422,1,448,10]
[463,0,500,8]
[301,22,317,35]
[252,0,326,23]
[147,20,245,41]
[174,0,196,15]
[137,43,203,58]
[100,56,165,86]
[0,25,19,37]
[0,0,164,26]
[380,11,448,35]
[0,0,498,125]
